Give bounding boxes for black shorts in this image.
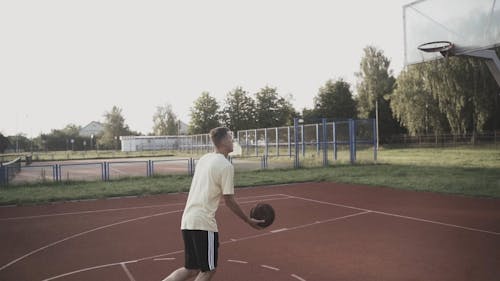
[182,230,219,272]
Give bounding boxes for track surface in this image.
[1,182,499,281]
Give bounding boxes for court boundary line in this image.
[0,194,285,221]
[41,211,370,281]
[0,195,290,272]
[121,262,137,281]
[284,194,500,236]
[7,191,499,280]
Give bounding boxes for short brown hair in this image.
[210,127,230,147]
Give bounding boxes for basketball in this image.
[250,203,275,228]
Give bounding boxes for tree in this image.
[313,78,357,120]
[221,87,256,132]
[424,56,498,135]
[189,92,221,134]
[392,52,499,136]
[62,124,81,136]
[38,127,84,151]
[99,106,134,149]
[391,64,448,135]
[255,86,296,128]
[153,104,179,135]
[301,107,320,124]
[356,46,403,141]
[0,133,10,153]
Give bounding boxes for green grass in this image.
[1,147,499,205]
[377,146,500,168]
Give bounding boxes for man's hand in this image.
[246,217,265,230]
[224,194,265,230]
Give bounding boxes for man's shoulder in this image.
[201,153,230,164]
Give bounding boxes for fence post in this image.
[53,164,58,182]
[101,163,105,181]
[333,122,337,161]
[373,118,377,161]
[316,123,320,155]
[294,118,300,168]
[301,124,305,157]
[264,128,268,156]
[322,118,328,167]
[349,119,356,164]
[254,129,258,157]
[0,164,5,185]
[275,127,279,157]
[245,130,249,156]
[148,160,153,177]
[287,126,291,157]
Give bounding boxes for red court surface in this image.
[0,182,499,281]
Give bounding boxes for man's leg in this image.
[194,270,216,281]
[162,267,198,281]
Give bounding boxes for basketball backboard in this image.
[403,0,500,65]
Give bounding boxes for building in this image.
[79,121,104,137]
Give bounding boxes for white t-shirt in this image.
[181,153,234,232]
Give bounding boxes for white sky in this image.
[1,0,410,137]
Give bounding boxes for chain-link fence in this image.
[237,119,377,167]
[2,119,376,185]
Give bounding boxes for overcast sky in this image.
[1,0,410,137]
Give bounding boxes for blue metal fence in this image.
[1,119,377,185]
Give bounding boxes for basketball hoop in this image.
[418,41,455,57]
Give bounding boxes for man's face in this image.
[219,133,234,154]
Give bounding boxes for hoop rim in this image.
[417,41,454,53]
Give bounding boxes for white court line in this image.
[0,203,185,221]
[40,211,370,281]
[42,261,127,281]
[271,228,288,233]
[153,257,176,261]
[121,263,137,281]
[0,193,287,221]
[283,194,370,212]
[221,211,371,244]
[283,194,500,236]
[0,195,290,272]
[227,259,248,264]
[261,264,280,271]
[0,210,182,272]
[291,273,307,281]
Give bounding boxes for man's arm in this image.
[224,194,264,230]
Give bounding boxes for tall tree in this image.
[189,92,221,134]
[152,104,179,135]
[221,87,256,132]
[356,46,403,141]
[391,64,448,135]
[313,78,357,120]
[100,106,133,149]
[62,124,82,136]
[425,56,498,135]
[392,52,499,136]
[255,86,295,128]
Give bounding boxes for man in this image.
[163,127,263,281]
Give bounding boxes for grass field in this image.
[0,147,498,205]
